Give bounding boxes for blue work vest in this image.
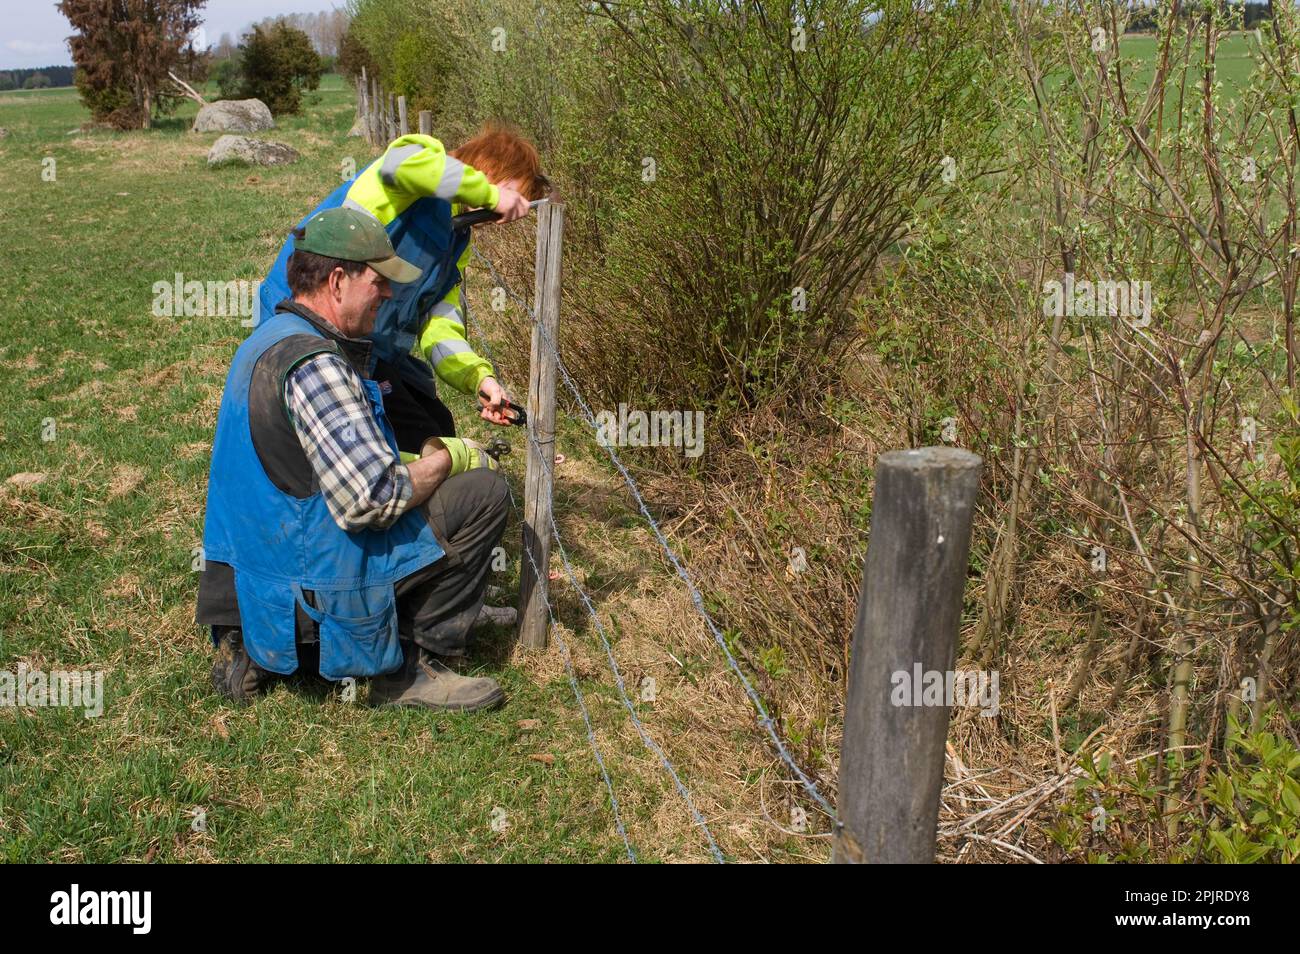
[201,312,445,679]
[258,169,473,368]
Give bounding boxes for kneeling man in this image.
[197,207,509,711]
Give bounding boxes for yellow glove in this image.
[420,437,498,475]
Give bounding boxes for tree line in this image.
[0,66,76,90]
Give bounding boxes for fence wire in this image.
[466,286,723,861]
[469,243,838,821]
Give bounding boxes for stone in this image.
[191,99,275,134]
[207,135,299,168]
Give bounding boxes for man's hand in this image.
[490,186,529,224]
[477,376,515,426]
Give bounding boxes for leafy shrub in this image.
[211,58,242,100]
[1053,713,1300,863]
[238,22,322,115]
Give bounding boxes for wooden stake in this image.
[517,203,565,650]
[834,447,983,863]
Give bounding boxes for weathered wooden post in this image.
[833,447,983,864]
[369,76,381,146]
[356,67,368,138]
[418,110,432,136]
[387,93,398,141]
[517,203,564,650]
[397,95,408,136]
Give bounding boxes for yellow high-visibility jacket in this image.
[343,135,499,396]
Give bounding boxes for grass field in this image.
[1119,30,1262,93]
[0,80,812,862]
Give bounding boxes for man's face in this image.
[334,266,391,337]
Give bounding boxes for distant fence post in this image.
[369,76,381,146]
[357,67,367,137]
[387,93,398,141]
[418,110,432,136]
[517,203,565,650]
[833,447,983,864]
[397,95,408,136]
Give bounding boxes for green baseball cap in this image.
[295,207,422,283]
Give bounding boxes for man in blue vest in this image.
[200,207,510,711]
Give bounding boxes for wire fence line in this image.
[502,471,639,863]
[468,244,839,821]
[461,296,637,862]
[464,288,723,862]
[535,461,725,861]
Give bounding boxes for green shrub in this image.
[238,22,322,115]
[1199,718,1300,863]
[1053,712,1300,863]
[73,67,141,127]
[211,58,242,100]
[389,30,453,123]
[348,0,1005,435]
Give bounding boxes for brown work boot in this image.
[210,626,279,704]
[368,644,504,712]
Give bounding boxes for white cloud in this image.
[5,40,65,55]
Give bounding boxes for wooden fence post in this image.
[418,110,432,136]
[369,76,381,146]
[357,67,367,137]
[833,446,983,864]
[387,93,397,141]
[397,95,408,136]
[517,203,565,650]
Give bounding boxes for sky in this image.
[0,0,347,70]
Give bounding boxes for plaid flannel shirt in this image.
[284,351,415,531]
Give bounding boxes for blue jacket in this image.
[258,176,472,370]
[201,310,445,679]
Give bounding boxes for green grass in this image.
[0,81,708,863]
[1119,30,1261,95]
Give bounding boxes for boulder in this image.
[207,135,299,167]
[192,99,275,134]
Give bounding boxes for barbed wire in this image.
[467,280,748,863]
[461,289,637,863]
[462,287,728,863]
[469,244,837,820]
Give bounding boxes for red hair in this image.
[451,122,551,201]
